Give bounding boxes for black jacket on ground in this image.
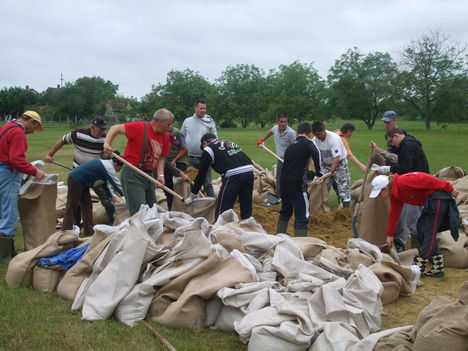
[389,135,430,175]
[280,136,321,193]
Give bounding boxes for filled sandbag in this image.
[359,171,389,247]
[413,281,468,351]
[308,180,330,214]
[6,229,80,288]
[32,266,62,293]
[433,166,467,181]
[19,174,59,250]
[437,231,468,268]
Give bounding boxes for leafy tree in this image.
[432,74,468,123]
[266,61,325,124]
[399,29,466,129]
[0,87,40,119]
[216,64,267,128]
[327,48,398,129]
[140,69,216,125]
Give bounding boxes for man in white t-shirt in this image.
[312,121,351,207]
[257,113,296,197]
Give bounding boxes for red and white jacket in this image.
[0,121,38,176]
[387,172,453,236]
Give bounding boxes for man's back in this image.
[181,115,217,158]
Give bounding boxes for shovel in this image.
[259,144,284,163]
[51,160,73,171]
[111,152,184,201]
[352,146,373,237]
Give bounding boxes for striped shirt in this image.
[62,128,106,168]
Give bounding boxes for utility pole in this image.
[60,73,64,88]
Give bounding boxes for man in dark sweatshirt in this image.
[373,127,430,251]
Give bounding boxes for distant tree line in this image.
[0,30,466,130]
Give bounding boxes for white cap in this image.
[369,175,389,198]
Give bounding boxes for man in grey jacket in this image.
[180,100,217,197]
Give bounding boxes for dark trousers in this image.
[216,171,253,220]
[63,176,94,236]
[417,198,449,258]
[279,186,310,230]
[164,162,187,210]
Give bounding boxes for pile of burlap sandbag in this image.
[7,202,424,350]
[372,280,468,351]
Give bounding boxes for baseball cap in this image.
[369,175,389,198]
[200,133,217,150]
[381,111,398,123]
[91,117,109,129]
[23,110,43,131]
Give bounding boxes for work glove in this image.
[256,138,265,147]
[184,193,197,207]
[312,172,332,184]
[371,164,391,175]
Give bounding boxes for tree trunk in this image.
[425,116,431,129]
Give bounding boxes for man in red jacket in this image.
[369,172,459,277]
[0,111,45,263]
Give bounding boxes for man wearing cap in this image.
[180,100,217,198]
[104,108,173,215]
[312,121,351,208]
[184,133,254,220]
[0,111,45,263]
[44,117,117,223]
[369,173,459,278]
[257,113,296,197]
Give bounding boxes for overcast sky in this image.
[1,0,467,99]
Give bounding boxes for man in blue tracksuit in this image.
[185,133,254,220]
[277,122,321,237]
[63,153,124,236]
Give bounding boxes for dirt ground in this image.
[250,202,355,248]
[235,202,468,329]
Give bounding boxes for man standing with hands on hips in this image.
[180,100,217,198]
[0,111,45,263]
[257,113,296,198]
[104,109,173,215]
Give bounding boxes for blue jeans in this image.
[0,163,23,236]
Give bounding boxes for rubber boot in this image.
[0,237,13,264]
[294,228,308,237]
[414,256,429,277]
[276,220,289,235]
[342,201,350,208]
[426,254,445,278]
[11,238,17,258]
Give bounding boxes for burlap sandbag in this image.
[350,179,364,211]
[437,231,468,268]
[369,261,418,304]
[56,229,114,301]
[92,202,110,224]
[170,177,191,212]
[19,182,58,250]
[113,202,130,225]
[359,171,389,247]
[6,229,79,288]
[155,189,168,210]
[55,184,68,219]
[308,180,330,214]
[150,252,254,330]
[210,229,245,252]
[413,282,468,351]
[453,174,468,206]
[433,166,467,181]
[184,198,217,224]
[374,327,417,351]
[32,266,62,293]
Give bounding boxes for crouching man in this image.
[63,152,125,236]
[369,172,459,277]
[185,133,254,220]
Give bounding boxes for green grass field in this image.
[1,119,468,350]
